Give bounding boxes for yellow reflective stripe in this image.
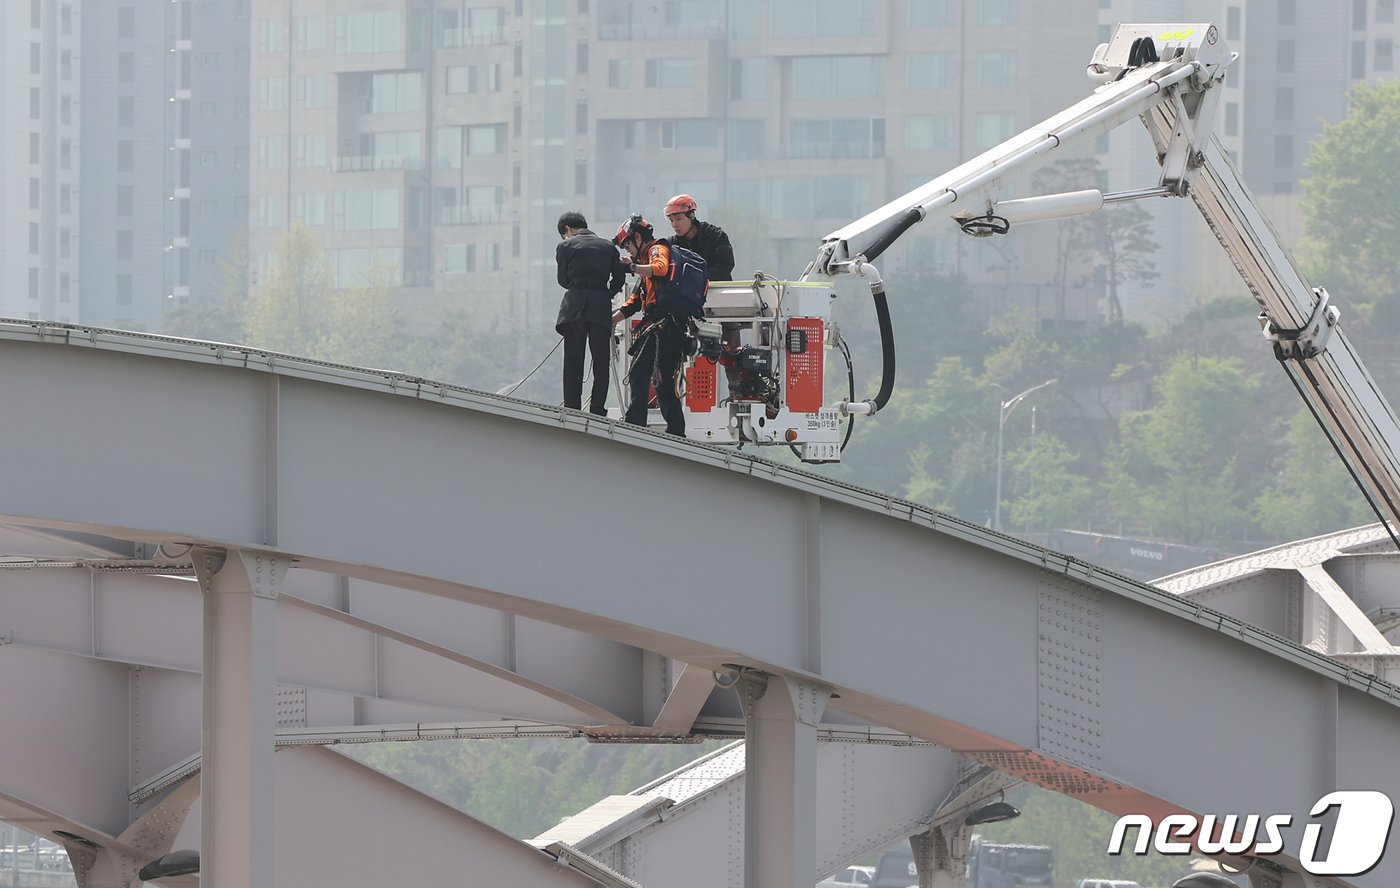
[1158,28,1195,42]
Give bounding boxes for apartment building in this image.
[246,0,1141,335]
[240,0,1400,334]
[2,0,80,322]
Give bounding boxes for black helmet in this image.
[613,213,654,247]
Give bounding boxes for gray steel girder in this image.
[3,325,1400,885]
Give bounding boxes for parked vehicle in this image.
[870,844,917,888]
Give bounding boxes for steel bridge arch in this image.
[1,321,1397,887]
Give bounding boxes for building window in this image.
[791,56,885,100]
[1278,40,1295,74]
[577,39,589,75]
[979,0,1017,26]
[118,96,135,127]
[296,74,330,109]
[1378,39,1395,72]
[259,17,286,52]
[256,193,286,228]
[645,58,696,88]
[769,176,871,220]
[906,114,954,151]
[1275,87,1294,121]
[576,99,588,134]
[60,184,70,213]
[1226,6,1241,41]
[334,10,403,53]
[442,243,476,274]
[908,0,952,27]
[1354,0,1367,29]
[975,112,1017,149]
[726,120,765,160]
[29,133,39,164]
[296,15,326,50]
[30,88,40,120]
[295,192,326,226]
[977,51,1017,88]
[117,141,134,171]
[1353,40,1367,78]
[370,72,422,113]
[30,43,41,75]
[575,159,587,195]
[117,230,133,260]
[29,223,40,254]
[29,268,39,299]
[117,185,133,216]
[118,52,135,83]
[116,275,133,306]
[1279,0,1295,26]
[1274,135,1293,167]
[465,124,504,155]
[258,135,285,168]
[608,58,630,88]
[770,0,872,37]
[259,78,286,112]
[447,65,476,93]
[30,0,39,28]
[1224,102,1239,137]
[1381,0,1396,24]
[907,53,954,89]
[29,178,39,210]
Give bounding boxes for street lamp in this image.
[993,378,1056,532]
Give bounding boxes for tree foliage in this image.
[1005,434,1095,531]
[1253,408,1376,539]
[1302,79,1400,332]
[1103,353,1261,544]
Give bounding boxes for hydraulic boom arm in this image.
[805,23,1400,542]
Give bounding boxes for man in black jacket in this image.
[663,194,735,282]
[555,211,627,416]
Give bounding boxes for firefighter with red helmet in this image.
[663,194,735,282]
[610,215,687,436]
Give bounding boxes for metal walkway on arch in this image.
[1,319,1397,888]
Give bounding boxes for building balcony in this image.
[331,155,424,173]
[596,22,724,40]
[436,206,506,226]
[438,28,507,48]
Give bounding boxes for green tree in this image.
[1302,79,1400,332]
[160,230,250,343]
[1087,199,1159,324]
[892,357,997,519]
[1004,434,1095,531]
[1103,353,1261,545]
[243,222,335,355]
[1253,408,1376,540]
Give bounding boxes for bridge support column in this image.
[194,548,288,888]
[912,825,968,888]
[740,672,831,888]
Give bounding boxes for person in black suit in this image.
[555,211,627,416]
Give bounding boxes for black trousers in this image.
[561,319,611,416]
[625,319,686,436]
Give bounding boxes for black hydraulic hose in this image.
[861,208,924,264]
[871,287,896,412]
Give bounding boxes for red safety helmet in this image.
[663,193,698,217]
[613,214,654,247]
